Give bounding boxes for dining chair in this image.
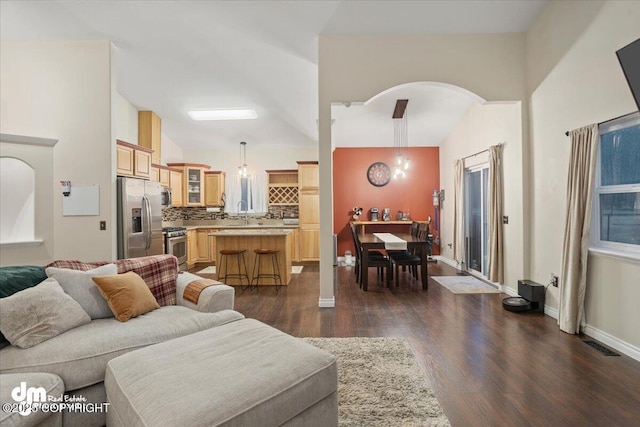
[349,222,390,288]
[387,222,425,286]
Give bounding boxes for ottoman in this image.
[105,319,338,427]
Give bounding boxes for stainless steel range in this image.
[163,227,187,271]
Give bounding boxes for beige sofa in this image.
[0,255,240,427]
[0,255,338,427]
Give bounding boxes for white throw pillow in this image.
[45,264,117,319]
[0,278,91,348]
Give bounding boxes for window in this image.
[592,113,640,257]
[226,173,267,214]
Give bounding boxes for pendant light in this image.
[238,141,248,177]
[393,99,410,179]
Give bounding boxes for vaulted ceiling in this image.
[0,1,548,150]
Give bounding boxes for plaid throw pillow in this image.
[46,255,178,306]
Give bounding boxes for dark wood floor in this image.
[195,262,640,427]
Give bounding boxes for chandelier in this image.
[238,141,248,177]
[393,100,410,179]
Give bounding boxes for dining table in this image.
[357,232,430,291]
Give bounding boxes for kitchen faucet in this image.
[237,200,249,225]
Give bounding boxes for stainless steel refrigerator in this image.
[117,177,163,259]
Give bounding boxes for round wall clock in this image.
[367,162,391,187]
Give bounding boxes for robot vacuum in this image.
[502,297,532,312]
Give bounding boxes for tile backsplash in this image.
[162,205,299,221]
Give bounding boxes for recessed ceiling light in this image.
[188,109,258,121]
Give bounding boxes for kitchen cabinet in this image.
[159,167,170,187]
[150,165,160,182]
[150,164,171,187]
[290,227,300,262]
[298,162,319,191]
[299,228,319,261]
[138,111,162,164]
[196,229,210,262]
[116,140,152,179]
[167,163,211,207]
[297,161,319,261]
[204,171,225,206]
[266,169,298,206]
[299,193,320,224]
[187,229,198,269]
[169,170,182,207]
[208,232,218,263]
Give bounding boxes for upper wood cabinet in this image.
[138,111,162,164]
[116,140,152,179]
[169,169,183,207]
[167,163,211,207]
[298,162,319,191]
[204,171,225,207]
[150,163,173,187]
[266,169,298,206]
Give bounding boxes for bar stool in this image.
[251,249,283,292]
[218,249,250,290]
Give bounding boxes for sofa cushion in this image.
[45,264,117,319]
[0,306,244,390]
[0,278,91,349]
[0,265,48,346]
[46,255,178,306]
[93,272,160,322]
[105,319,338,427]
[0,372,65,427]
[0,265,48,298]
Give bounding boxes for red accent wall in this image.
[333,147,440,256]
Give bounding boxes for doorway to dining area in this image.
[465,164,489,276]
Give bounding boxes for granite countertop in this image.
[184,224,298,230]
[210,229,293,236]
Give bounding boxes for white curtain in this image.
[225,174,241,214]
[558,124,599,334]
[487,144,504,283]
[453,159,465,266]
[251,172,267,213]
[225,172,267,214]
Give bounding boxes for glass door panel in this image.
[465,166,488,276]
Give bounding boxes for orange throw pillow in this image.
[92,272,160,322]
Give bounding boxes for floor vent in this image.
[583,340,621,356]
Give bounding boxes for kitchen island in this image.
[210,229,293,286]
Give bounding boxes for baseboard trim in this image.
[434,256,457,269]
[582,324,640,362]
[318,297,335,308]
[435,258,638,361]
[502,286,518,296]
[544,305,558,319]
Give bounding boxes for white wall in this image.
[0,141,55,266]
[527,1,640,349]
[115,92,138,144]
[439,103,523,290]
[0,41,115,262]
[183,145,317,174]
[161,132,184,164]
[114,92,184,164]
[318,33,527,306]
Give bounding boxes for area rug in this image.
[197,265,304,275]
[432,275,501,294]
[196,266,216,275]
[302,337,450,426]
